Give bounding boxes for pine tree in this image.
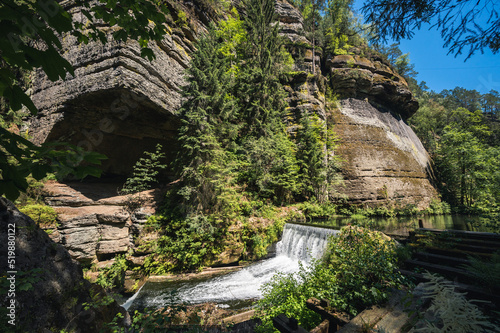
[236,0,289,137]
[121,144,166,194]
[177,26,240,213]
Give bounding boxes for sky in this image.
[352,2,500,95]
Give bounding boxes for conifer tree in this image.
[177,26,239,213]
[235,0,301,203]
[237,0,289,137]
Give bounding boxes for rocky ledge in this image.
[42,181,161,264]
[327,54,419,120]
[0,197,128,332]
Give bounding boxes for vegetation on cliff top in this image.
[410,87,500,215]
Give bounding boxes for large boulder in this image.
[0,197,129,332]
[41,181,160,264]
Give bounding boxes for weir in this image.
[123,223,338,311]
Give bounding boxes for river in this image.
[123,214,496,311]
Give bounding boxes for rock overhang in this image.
[326,54,419,120]
[28,31,190,178]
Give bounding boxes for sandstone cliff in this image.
[28,0,439,262]
[325,53,438,208]
[0,197,128,332]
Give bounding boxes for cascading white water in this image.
[123,223,338,311]
[277,223,338,261]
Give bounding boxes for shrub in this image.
[322,226,403,312]
[121,144,166,194]
[144,214,224,273]
[96,255,128,291]
[19,204,57,227]
[256,226,404,331]
[297,201,337,219]
[425,199,452,215]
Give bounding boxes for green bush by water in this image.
[255,226,405,331]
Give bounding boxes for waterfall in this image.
[277,223,338,261]
[122,284,145,311]
[123,223,338,311]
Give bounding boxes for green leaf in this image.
[31,164,52,180]
[18,282,33,292]
[0,180,21,201]
[140,47,155,60]
[11,85,38,114]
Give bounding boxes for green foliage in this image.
[142,212,224,273]
[240,206,287,260]
[435,109,499,212]
[216,8,246,70]
[423,199,452,215]
[296,200,337,219]
[95,255,128,291]
[243,133,300,203]
[256,265,323,331]
[256,226,404,331]
[175,10,188,27]
[121,144,166,194]
[410,92,500,214]
[462,252,500,290]
[321,226,403,312]
[176,0,342,215]
[0,0,171,200]
[414,272,500,332]
[14,175,49,206]
[18,204,57,227]
[374,43,418,81]
[323,0,355,55]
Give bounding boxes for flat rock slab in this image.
[337,306,388,332]
[336,289,415,333]
[42,181,161,262]
[55,206,129,223]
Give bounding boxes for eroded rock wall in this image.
[0,197,128,332]
[41,181,160,263]
[28,0,439,263]
[324,52,437,208]
[331,98,437,208]
[28,1,201,177]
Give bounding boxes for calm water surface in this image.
[306,214,498,235]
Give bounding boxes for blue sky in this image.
[352,2,500,94]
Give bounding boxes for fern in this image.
[461,252,500,290]
[414,272,500,332]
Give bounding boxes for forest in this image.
[1,0,499,332]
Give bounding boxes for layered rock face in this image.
[41,181,160,263]
[331,98,437,208]
[28,0,439,262]
[327,54,419,119]
[325,54,438,208]
[0,197,128,332]
[28,2,200,177]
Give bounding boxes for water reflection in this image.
[305,214,499,235]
